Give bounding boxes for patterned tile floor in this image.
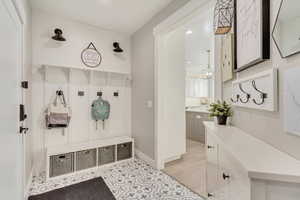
[28,159,206,200]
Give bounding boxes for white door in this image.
[0,0,24,199]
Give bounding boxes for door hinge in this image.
[19,126,29,134]
[19,104,27,121]
[21,81,28,89]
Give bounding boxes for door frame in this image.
[2,0,26,198]
[153,0,215,169]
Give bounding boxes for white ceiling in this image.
[30,0,174,34]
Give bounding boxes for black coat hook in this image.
[252,80,267,105]
[97,91,103,97]
[230,94,240,103]
[238,83,250,103]
[56,90,64,96]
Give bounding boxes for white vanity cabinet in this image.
[204,122,300,200]
[206,132,250,200]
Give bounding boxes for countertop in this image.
[204,121,300,183]
[185,106,209,114]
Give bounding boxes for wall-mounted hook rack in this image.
[252,80,268,105]
[231,69,277,111]
[238,83,250,104]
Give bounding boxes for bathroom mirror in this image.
[273,0,300,58]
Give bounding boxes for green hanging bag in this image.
[91,96,110,129]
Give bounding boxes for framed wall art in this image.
[81,42,102,68]
[284,67,300,137]
[235,0,270,72]
[221,33,234,82]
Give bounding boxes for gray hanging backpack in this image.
[91,96,110,129]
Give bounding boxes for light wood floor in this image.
[163,139,206,196]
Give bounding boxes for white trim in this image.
[24,166,35,200]
[1,0,26,199]
[153,0,211,36]
[135,149,156,168]
[154,0,216,170]
[164,155,182,163]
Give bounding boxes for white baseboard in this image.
[164,155,181,163]
[135,149,156,168]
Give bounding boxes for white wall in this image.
[131,0,190,160]
[219,0,300,161]
[32,10,131,74]
[31,10,132,173]
[160,28,186,162]
[13,0,33,193]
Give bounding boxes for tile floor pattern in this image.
[28,159,205,200]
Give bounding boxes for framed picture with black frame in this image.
[234,0,270,72]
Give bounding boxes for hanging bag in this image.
[91,96,110,130]
[46,90,71,129]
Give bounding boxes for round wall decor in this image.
[81,42,102,68]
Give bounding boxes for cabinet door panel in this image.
[218,145,250,200]
[206,131,219,197]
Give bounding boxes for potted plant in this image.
[209,100,233,125]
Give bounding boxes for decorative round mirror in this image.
[81,42,102,68]
[272,0,300,58]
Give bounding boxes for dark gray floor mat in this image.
[28,177,116,200]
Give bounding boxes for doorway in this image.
[154,0,215,196]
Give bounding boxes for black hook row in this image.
[97,91,119,97]
[230,81,268,105]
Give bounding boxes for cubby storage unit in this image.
[46,136,134,179]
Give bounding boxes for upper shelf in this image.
[40,64,132,80]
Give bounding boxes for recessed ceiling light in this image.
[186,30,193,35]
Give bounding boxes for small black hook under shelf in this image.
[238,83,250,104]
[252,80,268,105]
[113,91,119,97]
[97,91,103,97]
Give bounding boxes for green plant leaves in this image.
[209,100,233,117]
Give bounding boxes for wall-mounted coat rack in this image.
[41,64,132,85]
[36,63,132,150]
[231,69,278,111]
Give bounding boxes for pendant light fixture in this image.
[213,0,234,35]
[52,28,66,41]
